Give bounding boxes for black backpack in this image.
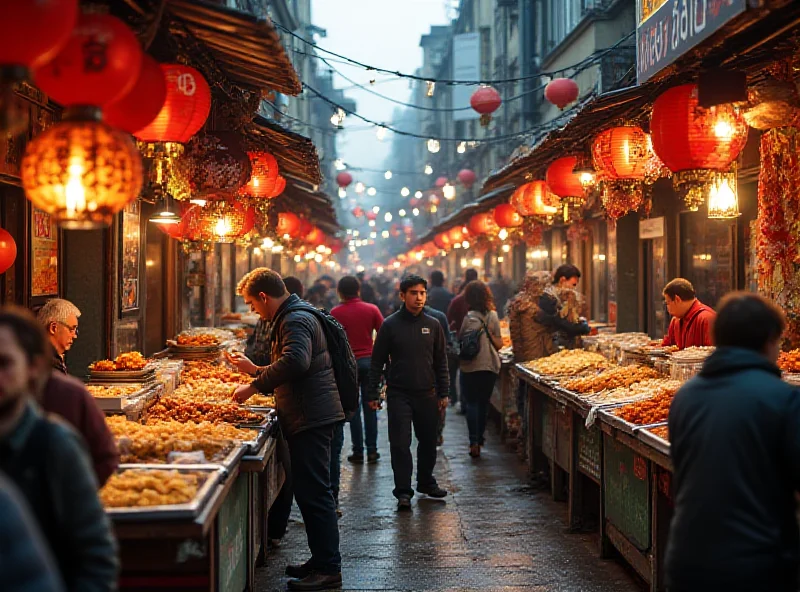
[303,307,359,421]
[458,319,488,361]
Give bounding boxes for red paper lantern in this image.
[336,172,353,188]
[544,78,579,109]
[592,126,651,180]
[269,175,286,198]
[366,211,377,221]
[448,226,465,243]
[0,228,16,273]
[352,206,364,218]
[298,218,313,238]
[650,83,748,173]
[135,64,212,144]
[305,226,324,245]
[0,0,78,71]
[433,232,451,249]
[103,55,167,134]
[34,13,142,108]
[276,212,300,237]
[511,181,559,216]
[494,203,522,228]
[242,207,256,235]
[468,212,499,235]
[329,238,343,255]
[457,169,477,188]
[434,176,448,188]
[546,157,584,198]
[159,205,199,241]
[239,151,279,198]
[470,85,502,126]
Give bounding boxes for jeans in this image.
[330,421,344,501]
[349,357,378,454]
[460,371,497,446]
[286,424,341,574]
[387,389,440,498]
[267,426,292,540]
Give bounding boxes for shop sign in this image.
[637,0,748,84]
[639,217,665,239]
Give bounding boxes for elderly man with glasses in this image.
[37,298,81,375]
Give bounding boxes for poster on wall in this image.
[120,201,141,314]
[31,207,58,298]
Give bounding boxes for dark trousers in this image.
[387,390,440,498]
[460,370,497,446]
[267,427,292,540]
[286,424,341,573]
[329,421,344,501]
[349,357,378,454]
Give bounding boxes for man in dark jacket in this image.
[0,307,118,591]
[368,275,450,510]
[666,292,800,592]
[230,268,343,592]
[427,270,453,314]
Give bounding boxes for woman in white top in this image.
[458,280,504,458]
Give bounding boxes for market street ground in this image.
[255,408,640,591]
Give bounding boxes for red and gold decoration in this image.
[493,203,523,228]
[650,83,748,210]
[592,126,653,220]
[521,217,544,247]
[468,212,499,235]
[546,156,587,222]
[172,132,252,199]
[457,169,476,189]
[34,13,142,109]
[743,61,800,131]
[135,64,211,144]
[184,200,251,244]
[758,128,800,348]
[276,211,301,238]
[0,227,17,274]
[103,54,166,134]
[21,108,143,229]
[448,226,468,244]
[433,232,451,250]
[239,151,284,199]
[510,181,558,217]
[470,85,502,127]
[544,78,579,109]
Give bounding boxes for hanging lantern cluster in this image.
[510,181,559,218]
[591,126,651,220]
[650,83,748,211]
[470,85,502,127]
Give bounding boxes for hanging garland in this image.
[757,127,800,348]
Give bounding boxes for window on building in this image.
[543,0,590,53]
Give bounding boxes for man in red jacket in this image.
[661,278,716,350]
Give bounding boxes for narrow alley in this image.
[256,409,641,592]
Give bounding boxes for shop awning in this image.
[165,0,302,96]
[243,116,322,187]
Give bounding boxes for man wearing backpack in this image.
[231,268,345,592]
[367,275,450,510]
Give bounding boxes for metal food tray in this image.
[89,368,156,382]
[217,443,247,469]
[596,407,642,435]
[104,465,225,522]
[91,384,153,412]
[235,410,273,430]
[238,426,269,455]
[637,423,670,455]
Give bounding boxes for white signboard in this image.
[639,216,665,240]
[452,32,480,122]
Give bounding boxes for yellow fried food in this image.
[564,365,660,394]
[244,394,275,407]
[100,469,204,507]
[87,385,142,398]
[524,350,609,376]
[176,334,220,347]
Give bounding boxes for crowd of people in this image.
[3,259,800,591]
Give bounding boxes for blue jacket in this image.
[666,347,800,591]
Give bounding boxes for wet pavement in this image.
[255,406,641,591]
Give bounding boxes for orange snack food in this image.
[614,383,680,424]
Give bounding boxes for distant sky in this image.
[310,0,451,175]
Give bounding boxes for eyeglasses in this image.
[56,321,79,336]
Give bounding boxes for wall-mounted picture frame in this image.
[120,200,142,315]
[30,206,59,300]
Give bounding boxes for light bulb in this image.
[294,254,302,262]
[370,231,378,239]
[457,142,466,154]
[430,205,438,213]
[497,256,504,263]
[376,127,387,141]
[262,238,274,249]
[382,230,390,238]
[427,139,440,153]
[377,266,385,274]
[462,240,470,249]
[215,217,232,237]
[384,170,392,179]
[415,191,423,198]
[502,244,511,252]
[472,258,481,266]
[65,158,86,216]
[399,209,406,217]
[355,182,365,194]
[368,220,376,227]
[272,245,284,253]
[498,228,509,240]
[442,183,456,200]
[714,119,734,139]
[367,187,377,196]
[372,206,380,213]
[426,81,436,97]
[338,188,347,198]
[393,261,401,269]
[424,165,433,175]
[189,198,207,207]
[315,254,323,263]
[401,187,410,197]
[384,212,393,222]
[334,158,346,170]
[412,208,420,216]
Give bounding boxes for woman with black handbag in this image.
[458,281,503,458]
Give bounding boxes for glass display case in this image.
[679,212,735,309]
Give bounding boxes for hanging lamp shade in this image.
[134,64,211,144]
[544,78,579,109]
[511,181,559,216]
[276,211,300,237]
[546,157,584,198]
[470,85,502,126]
[468,212,499,235]
[336,171,352,188]
[34,13,142,108]
[0,0,78,72]
[104,55,167,134]
[591,126,651,180]
[494,203,523,228]
[457,169,477,188]
[0,227,16,274]
[650,83,748,210]
[21,111,143,229]
[239,151,279,198]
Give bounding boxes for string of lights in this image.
[276,21,635,86]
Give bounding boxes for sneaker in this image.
[366,451,380,464]
[417,485,448,498]
[285,561,314,579]
[347,453,364,464]
[469,445,481,458]
[397,494,412,510]
[287,572,343,591]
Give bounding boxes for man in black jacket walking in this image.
[231,268,343,591]
[666,292,800,592]
[368,275,450,510]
